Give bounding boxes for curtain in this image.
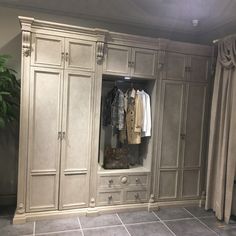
[206,35,236,223]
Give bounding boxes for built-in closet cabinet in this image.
[15,16,212,224]
[156,48,210,201]
[103,44,156,78]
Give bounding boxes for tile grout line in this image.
[34,229,82,236]
[162,217,195,222]
[125,220,160,226]
[152,211,177,236]
[116,213,132,236]
[77,217,84,236]
[33,221,36,236]
[80,223,125,231]
[183,208,219,236]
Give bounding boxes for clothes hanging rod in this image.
[102,78,147,84]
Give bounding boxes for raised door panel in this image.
[158,171,178,199]
[131,48,156,79]
[103,44,131,76]
[59,71,94,209]
[182,170,200,198]
[65,39,95,71]
[27,67,63,212]
[31,34,64,68]
[189,56,209,82]
[159,81,185,168]
[164,52,187,80]
[183,84,207,168]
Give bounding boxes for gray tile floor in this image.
[1,206,236,236]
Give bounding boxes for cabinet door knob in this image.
[65,52,69,62]
[58,132,62,140]
[108,179,113,185]
[121,176,128,184]
[128,61,132,67]
[180,133,186,139]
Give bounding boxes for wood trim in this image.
[13,199,203,224]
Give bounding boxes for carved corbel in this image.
[96,41,105,64]
[149,194,155,203]
[90,197,96,208]
[17,203,25,214]
[22,31,31,57]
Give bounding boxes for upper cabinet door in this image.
[31,33,65,68]
[188,56,209,82]
[163,52,187,81]
[65,39,95,71]
[103,44,131,76]
[131,48,156,79]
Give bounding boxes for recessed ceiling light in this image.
[192,19,199,27]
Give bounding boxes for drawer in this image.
[98,176,121,188]
[125,190,148,203]
[97,190,122,206]
[129,174,148,187]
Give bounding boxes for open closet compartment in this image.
[98,75,157,173]
[96,74,157,206]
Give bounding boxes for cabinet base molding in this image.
[13,199,203,224]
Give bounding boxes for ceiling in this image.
[1,0,236,44]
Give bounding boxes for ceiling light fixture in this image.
[192,19,199,27]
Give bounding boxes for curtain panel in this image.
[206,35,236,223]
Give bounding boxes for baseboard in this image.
[0,194,16,206]
[13,199,202,224]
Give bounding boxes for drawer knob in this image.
[108,179,113,185]
[135,193,139,199]
[121,176,128,184]
[135,178,140,183]
[108,195,113,201]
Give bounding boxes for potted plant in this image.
[0,55,20,128]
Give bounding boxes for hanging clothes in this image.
[139,90,151,137]
[103,86,125,131]
[126,88,142,144]
[111,89,125,130]
[103,86,118,126]
[134,90,143,133]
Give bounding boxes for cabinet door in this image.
[181,83,207,199]
[59,70,94,209]
[131,48,156,79]
[31,33,64,68]
[189,56,209,82]
[159,81,185,169]
[65,38,95,71]
[157,81,185,200]
[103,44,131,76]
[26,67,63,212]
[163,52,187,80]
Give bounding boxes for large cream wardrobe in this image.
[14,16,212,223]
